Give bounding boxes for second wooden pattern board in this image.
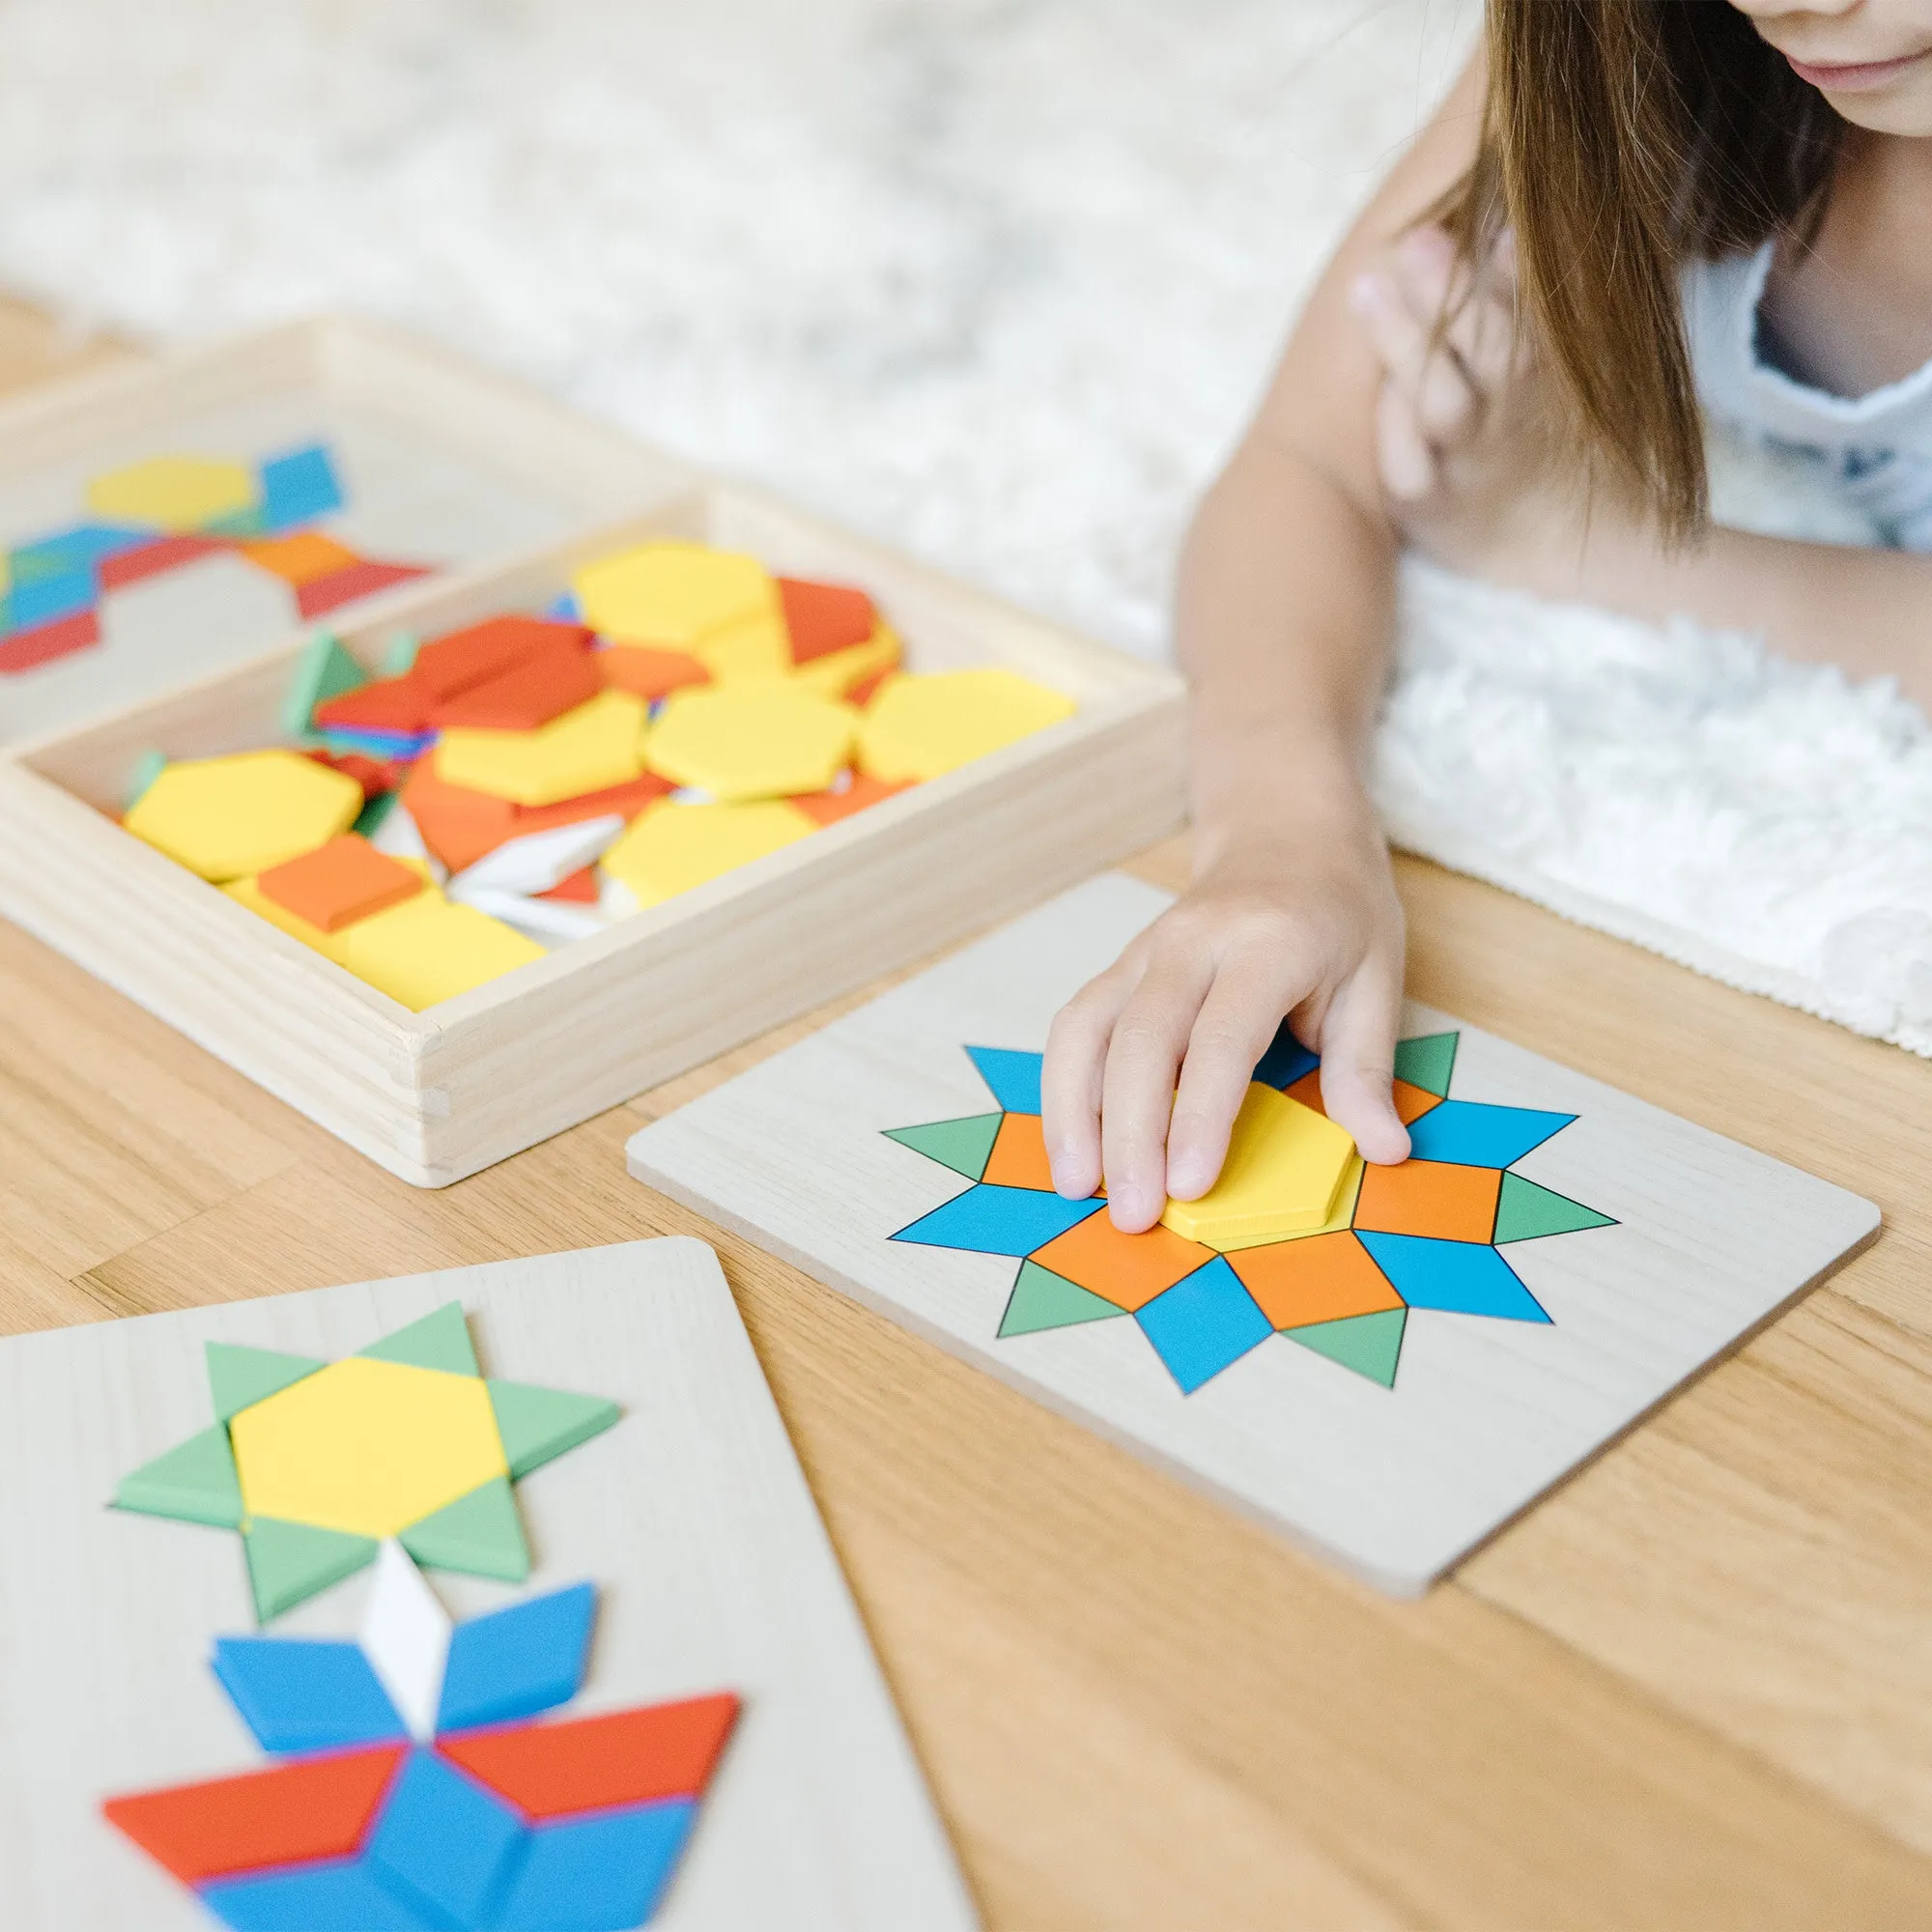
[0,1238,977,1932]
[626,873,1880,1595]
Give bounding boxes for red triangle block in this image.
[428,642,603,730]
[536,866,600,904]
[296,560,433,621]
[439,1692,739,1821]
[777,577,876,664]
[415,616,591,704]
[102,1743,405,1886]
[305,750,400,799]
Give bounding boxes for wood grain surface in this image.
[3,313,1930,1929]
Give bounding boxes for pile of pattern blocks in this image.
[104,1305,739,1931]
[0,444,427,674]
[119,538,1077,1009]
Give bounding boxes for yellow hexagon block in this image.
[434,689,645,806]
[645,685,857,802]
[86,455,258,532]
[223,874,352,966]
[339,892,547,1010]
[573,541,777,649]
[1159,1083,1357,1250]
[602,799,815,908]
[124,751,364,882]
[230,1355,509,1539]
[857,668,1076,781]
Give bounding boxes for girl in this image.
[1042,0,1932,1232]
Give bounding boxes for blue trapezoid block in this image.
[437,1582,597,1733]
[963,1045,1043,1116]
[1403,1099,1575,1169]
[211,1636,408,1754]
[1354,1232,1551,1322]
[1135,1256,1273,1394]
[891,1183,1101,1257]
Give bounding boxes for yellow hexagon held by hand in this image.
[230,1356,508,1540]
[573,541,777,649]
[86,455,258,532]
[123,750,364,883]
[645,684,857,802]
[857,668,1076,781]
[1160,1083,1358,1250]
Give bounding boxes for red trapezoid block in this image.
[0,608,100,673]
[438,1693,739,1821]
[102,1742,406,1886]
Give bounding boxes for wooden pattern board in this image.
[0,1237,977,1932]
[0,319,693,749]
[626,872,1881,1596]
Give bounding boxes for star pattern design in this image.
[112,1304,620,1620]
[884,1027,1616,1393]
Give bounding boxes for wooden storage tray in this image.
[0,484,1185,1185]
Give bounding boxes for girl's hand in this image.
[1041,800,1409,1234]
[1350,224,1577,575]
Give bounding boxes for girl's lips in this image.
[1785,47,1931,91]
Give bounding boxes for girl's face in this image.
[1730,0,1932,133]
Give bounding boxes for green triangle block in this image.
[354,790,400,840]
[401,1476,529,1581]
[204,504,269,538]
[999,1261,1128,1338]
[207,1343,327,1423]
[883,1113,1003,1181]
[381,631,420,677]
[1284,1307,1407,1388]
[1493,1172,1617,1243]
[243,1517,378,1622]
[359,1303,479,1377]
[486,1379,621,1479]
[1393,1032,1459,1098]
[112,1425,242,1528]
[279,632,367,737]
[125,748,168,811]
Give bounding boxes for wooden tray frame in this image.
[0,483,1185,1185]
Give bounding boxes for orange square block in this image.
[787,772,911,826]
[1284,1069,1442,1126]
[256,835,425,932]
[1227,1231,1405,1329]
[1030,1211,1215,1313]
[242,530,360,586]
[428,644,602,730]
[777,576,877,664]
[596,644,712,700]
[981,1112,1054,1190]
[1353,1159,1500,1243]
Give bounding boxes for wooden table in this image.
[4,311,1930,1931]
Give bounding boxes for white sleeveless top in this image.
[1683,242,1932,551]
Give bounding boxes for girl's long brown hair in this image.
[1447,0,1843,536]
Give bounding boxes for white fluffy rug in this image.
[1,0,1927,1053]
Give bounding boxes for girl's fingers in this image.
[1313,947,1410,1166]
[1166,946,1315,1200]
[1353,270,1476,448]
[1042,951,1144,1199]
[1099,948,1216,1232]
[1375,382,1437,501]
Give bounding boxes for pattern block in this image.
[104,1568,737,1931]
[884,1030,1614,1394]
[110,1303,620,1619]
